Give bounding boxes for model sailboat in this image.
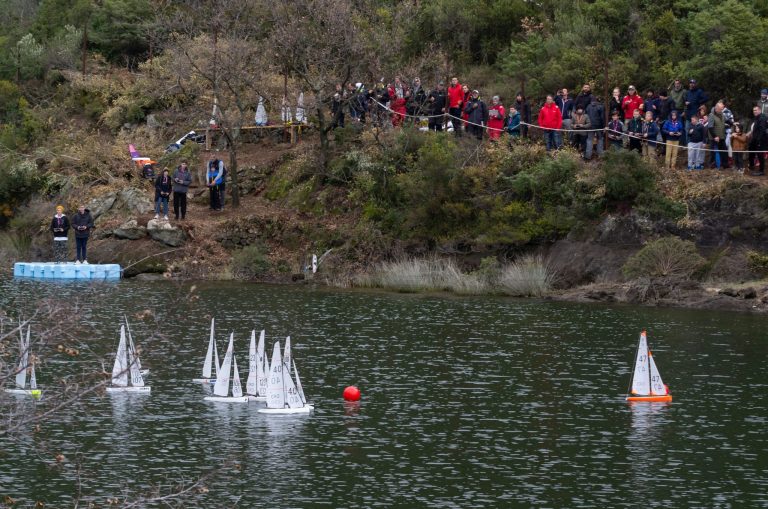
[193,318,220,383]
[626,330,672,403]
[205,333,249,403]
[245,329,267,401]
[4,323,42,398]
[107,324,151,393]
[258,340,313,414]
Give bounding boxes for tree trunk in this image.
[81,23,88,76]
[228,140,240,208]
[316,105,330,171]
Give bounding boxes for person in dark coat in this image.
[70,205,94,264]
[514,93,531,138]
[154,168,173,220]
[585,97,605,159]
[172,162,193,220]
[749,105,768,175]
[463,90,488,140]
[50,205,70,262]
[427,82,446,131]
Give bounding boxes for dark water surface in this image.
[1,277,767,507]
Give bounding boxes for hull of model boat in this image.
[192,378,216,384]
[626,395,672,403]
[204,395,250,403]
[258,404,314,415]
[5,388,42,398]
[106,386,151,393]
[140,369,150,376]
[247,395,266,402]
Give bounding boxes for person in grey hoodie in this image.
[70,205,94,264]
[172,161,192,220]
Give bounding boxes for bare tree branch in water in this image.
[1,283,207,507]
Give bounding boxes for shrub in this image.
[498,255,557,297]
[623,237,705,279]
[746,250,768,277]
[231,244,271,279]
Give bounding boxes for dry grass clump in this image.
[498,255,557,297]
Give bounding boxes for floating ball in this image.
[343,386,361,401]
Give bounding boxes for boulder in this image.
[113,188,153,215]
[86,188,153,222]
[146,114,161,129]
[113,219,147,240]
[147,219,186,247]
[86,192,117,220]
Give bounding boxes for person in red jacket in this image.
[621,85,644,121]
[447,77,464,136]
[487,95,505,141]
[461,84,471,128]
[391,91,407,127]
[538,95,563,151]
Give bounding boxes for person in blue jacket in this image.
[684,79,709,129]
[661,110,683,169]
[641,111,659,160]
[506,106,521,137]
[207,157,226,211]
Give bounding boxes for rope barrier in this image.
[368,98,767,155]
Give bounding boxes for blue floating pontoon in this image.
[13,262,122,280]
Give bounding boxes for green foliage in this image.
[0,81,23,124]
[16,34,44,79]
[597,151,685,219]
[623,237,706,280]
[0,160,46,221]
[89,0,152,63]
[231,244,271,279]
[746,250,768,277]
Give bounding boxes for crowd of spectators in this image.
[331,77,768,176]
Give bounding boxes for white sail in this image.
[232,356,243,398]
[203,318,215,378]
[213,333,234,397]
[255,97,268,125]
[15,325,29,389]
[246,330,257,395]
[127,333,145,387]
[257,330,267,397]
[111,326,129,387]
[295,92,306,123]
[312,254,318,274]
[649,353,666,396]
[283,336,292,376]
[285,369,303,409]
[631,331,651,396]
[293,359,306,405]
[214,337,221,378]
[281,97,292,122]
[124,317,143,374]
[266,341,285,409]
[29,363,37,390]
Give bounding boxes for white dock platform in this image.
[13,262,121,280]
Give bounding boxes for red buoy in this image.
[343,386,361,401]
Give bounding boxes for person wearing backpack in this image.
[207,157,226,210]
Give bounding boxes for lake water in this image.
[1,277,767,507]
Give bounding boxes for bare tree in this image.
[156,0,268,208]
[267,0,372,170]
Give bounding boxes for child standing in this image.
[607,111,624,151]
[687,115,706,170]
[641,111,659,160]
[730,122,748,173]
